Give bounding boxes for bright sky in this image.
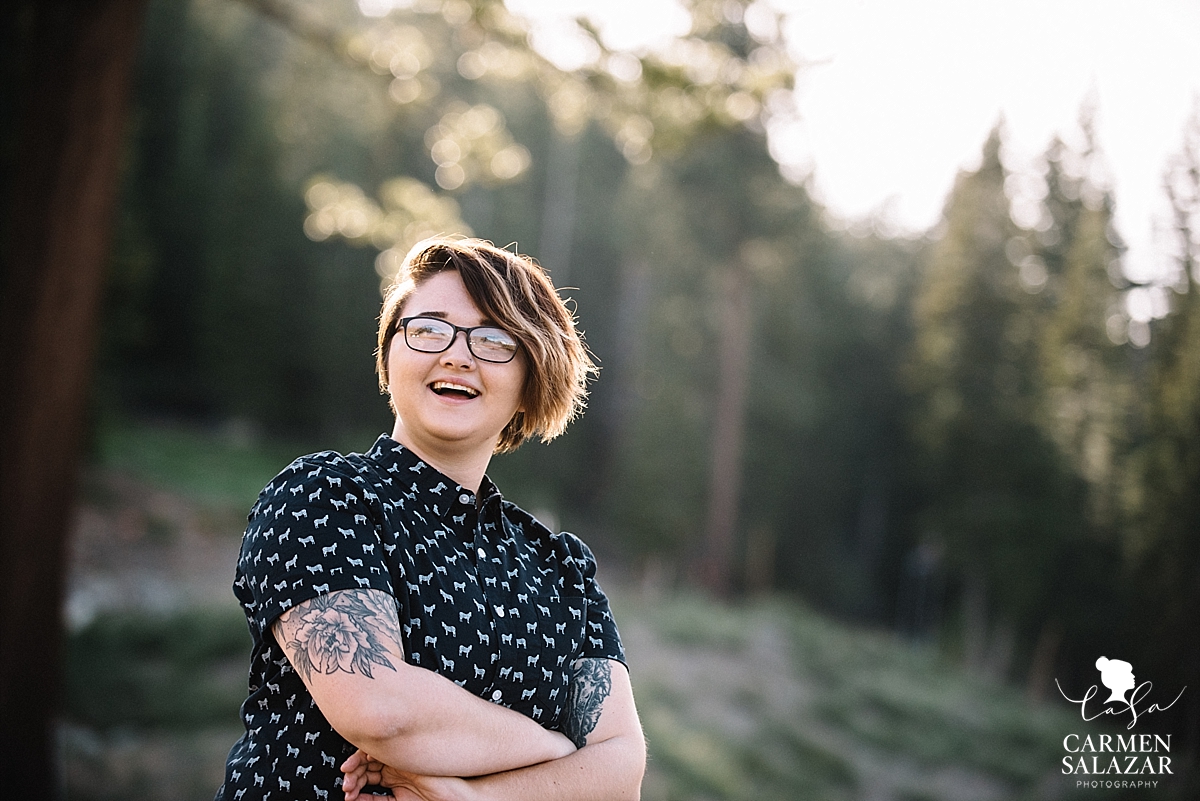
[505,0,1200,284]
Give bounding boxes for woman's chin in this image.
[401,419,496,454]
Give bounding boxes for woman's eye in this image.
[478,333,513,348]
[412,322,448,338]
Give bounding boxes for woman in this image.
[216,239,645,801]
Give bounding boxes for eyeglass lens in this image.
[404,317,518,362]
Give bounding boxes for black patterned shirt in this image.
[215,434,625,801]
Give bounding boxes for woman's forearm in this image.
[342,660,576,776]
[274,589,574,778]
[465,730,645,801]
[341,660,645,801]
[459,659,645,801]
[342,730,645,801]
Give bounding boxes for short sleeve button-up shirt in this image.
[216,435,625,801]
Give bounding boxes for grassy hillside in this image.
[619,594,1088,801]
[63,593,1100,800]
[62,424,1149,800]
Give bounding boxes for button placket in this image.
[474,494,522,705]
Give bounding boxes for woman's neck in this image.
[389,423,493,493]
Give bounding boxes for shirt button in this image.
[459,493,472,504]
[491,689,502,701]
[494,605,505,617]
[477,547,486,559]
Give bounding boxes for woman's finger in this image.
[343,773,366,801]
[341,750,366,773]
[343,763,383,800]
[342,748,379,801]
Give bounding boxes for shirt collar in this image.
[366,434,502,518]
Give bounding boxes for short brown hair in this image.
[377,238,597,453]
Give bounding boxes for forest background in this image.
[2,0,1199,798]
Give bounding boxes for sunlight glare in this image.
[527,18,600,71]
[505,0,691,53]
[358,0,398,18]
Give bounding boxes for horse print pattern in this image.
[214,435,625,801]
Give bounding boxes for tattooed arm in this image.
[344,657,645,801]
[273,589,575,777]
[466,658,644,800]
[563,658,615,748]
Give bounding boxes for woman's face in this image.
[387,270,526,461]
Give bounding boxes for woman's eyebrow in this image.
[411,310,499,326]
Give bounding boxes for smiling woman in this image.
[376,238,596,456]
[214,238,644,801]
[384,269,532,476]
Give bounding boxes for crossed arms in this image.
[272,588,645,801]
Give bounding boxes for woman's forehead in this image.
[401,270,488,323]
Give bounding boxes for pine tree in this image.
[1125,109,1200,751]
[1028,109,1126,525]
[1013,110,1131,697]
[908,124,1083,676]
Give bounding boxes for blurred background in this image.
[2,0,1199,799]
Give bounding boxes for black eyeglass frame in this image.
[397,316,520,363]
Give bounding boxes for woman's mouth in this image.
[430,380,480,399]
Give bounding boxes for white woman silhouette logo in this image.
[1059,656,1184,728]
[1096,656,1136,705]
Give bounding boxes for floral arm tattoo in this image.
[564,658,612,749]
[275,589,403,683]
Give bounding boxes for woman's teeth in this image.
[431,381,479,398]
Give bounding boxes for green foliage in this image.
[93,421,306,508]
[745,224,918,616]
[96,0,1200,766]
[910,126,1029,453]
[1117,110,1200,744]
[624,593,1079,801]
[1026,112,1127,523]
[651,590,756,650]
[62,591,1082,800]
[64,607,250,729]
[103,0,395,437]
[899,120,1143,688]
[105,0,891,609]
[908,126,1072,633]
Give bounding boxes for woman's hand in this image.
[341,750,382,801]
[383,772,474,801]
[342,750,476,801]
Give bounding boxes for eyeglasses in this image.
[397,316,520,363]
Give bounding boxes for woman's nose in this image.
[441,331,474,366]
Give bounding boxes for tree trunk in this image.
[0,0,145,786]
[596,256,650,512]
[698,266,751,596]
[1025,617,1063,702]
[537,128,580,286]
[960,565,988,671]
